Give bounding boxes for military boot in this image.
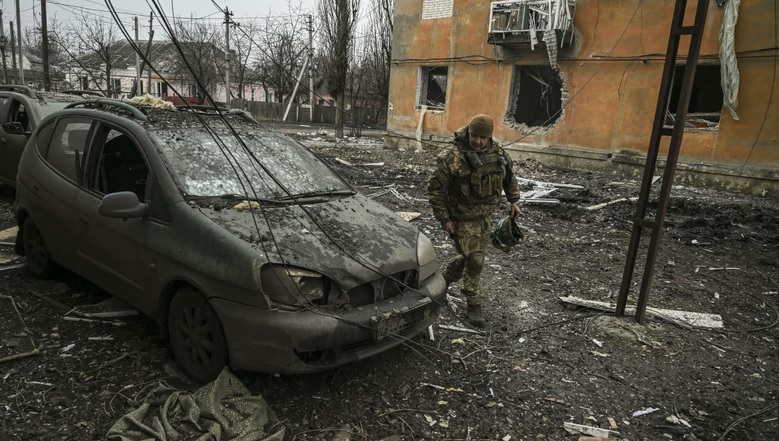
[466,303,486,328]
[443,274,457,292]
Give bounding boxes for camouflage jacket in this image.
[428,129,521,223]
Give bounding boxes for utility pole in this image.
[135,16,141,96]
[147,12,153,95]
[308,14,314,122]
[41,0,51,90]
[15,0,23,85]
[0,12,7,83]
[9,21,16,83]
[223,7,232,109]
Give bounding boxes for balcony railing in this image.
[488,0,576,49]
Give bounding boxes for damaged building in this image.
[385,0,778,195]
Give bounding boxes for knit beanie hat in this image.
[468,114,494,137]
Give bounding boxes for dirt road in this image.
[1,136,777,440]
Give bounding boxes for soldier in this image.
[428,114,521,327]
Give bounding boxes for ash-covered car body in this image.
[13,100,446,382]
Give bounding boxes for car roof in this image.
[60,99,264,133]
[0,85,88,105]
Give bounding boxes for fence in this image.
[241,100,385,128]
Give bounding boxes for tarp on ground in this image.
[106,368,285,441]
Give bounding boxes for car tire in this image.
[168,286,228,383]
[22,217,55,278]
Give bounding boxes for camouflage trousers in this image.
[442,217,493,306]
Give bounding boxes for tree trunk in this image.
[335,90,345,138]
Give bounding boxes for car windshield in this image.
[151,127,351,199]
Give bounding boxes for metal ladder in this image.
[615,0,711,323]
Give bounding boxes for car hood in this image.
[200,193,420,290]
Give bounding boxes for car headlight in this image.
[417,232,438,283]
[260,264,325,307]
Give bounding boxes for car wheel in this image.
[168,287,228,383]
[22,217,55,278]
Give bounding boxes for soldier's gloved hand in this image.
[509,202,521,219]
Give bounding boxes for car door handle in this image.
[79,217,89,228]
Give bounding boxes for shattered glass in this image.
[151,127,350,199]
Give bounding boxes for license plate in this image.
[371,298,432,340]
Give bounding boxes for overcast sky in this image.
[6,0,317,37]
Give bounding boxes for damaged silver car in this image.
[13,100,446,382]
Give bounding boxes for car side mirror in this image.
[3,121,28,135]
[99,191,149,219]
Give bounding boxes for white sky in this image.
[5,0,317,37]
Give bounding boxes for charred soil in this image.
[1,136,778,441]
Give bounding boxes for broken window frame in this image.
[509,65,563,127]
[665,64,723,131]
[417,66,448,110]
[88,125,150,201]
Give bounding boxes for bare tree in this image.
[63,12,121,95]
[342,0,392,130]
[360,0,393,124]
[21,16,68,89]
[230,20,261,101]
[49,30,102,91]
[170,19,224,103]
[254,2,309,104]
[23,17,66,65]
[317,0,361,138]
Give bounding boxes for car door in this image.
[1,98,36,186]
[21,116,94,267]
[0,96,18,185]
[71,123,153,308]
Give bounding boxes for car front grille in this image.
[346,270,417,307]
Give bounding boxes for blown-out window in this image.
[666,65,723,130]
[510,65,563,127]
[417,66,448,110]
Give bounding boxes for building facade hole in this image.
[510,65,563,127]
[666,64,723,130]
[417,66,448,109]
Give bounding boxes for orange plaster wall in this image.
[388,0,779,169]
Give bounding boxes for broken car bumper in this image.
[211,271,446,374]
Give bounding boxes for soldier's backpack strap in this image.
[496,145,514,190]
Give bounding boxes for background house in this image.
[69,40,270,105]
[386,0,778,195]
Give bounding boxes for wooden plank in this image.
[560,296,723,329]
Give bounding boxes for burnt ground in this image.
[1,134,778,441]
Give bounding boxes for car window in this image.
[151,128,351,199]
[35,120,57,156]
[9,100,30,131]
[44,118,92,182]
[91,127,149,201]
